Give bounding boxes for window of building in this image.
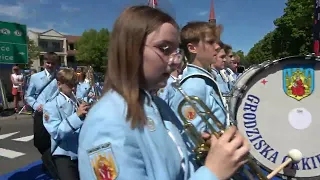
[69,43,74,50]
[52,42,61,52]
[40,55,44,66]
[39,41,48,51]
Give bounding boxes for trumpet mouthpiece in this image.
[288,149,303,162]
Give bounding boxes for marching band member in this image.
[210,41,230,96]
[169,22,230,166]
[222,44,239,88]
[233,55,242,75]
[43,68,89,180]
[25,52,59,156]
[157,54,187,103]
[83,69,100,104]
[78,6,249,180]
[76,71,90,101]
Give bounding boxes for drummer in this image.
[77,6,249,180]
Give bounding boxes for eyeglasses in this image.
[146,45,183,65]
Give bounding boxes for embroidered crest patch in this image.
[44,113,49,122]
[182,105,197,121]
[87,143,118,180]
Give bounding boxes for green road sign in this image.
[0,42,28,64]
[0,21,28,64]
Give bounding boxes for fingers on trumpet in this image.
[204,126,251,180]
[266,149,303,179]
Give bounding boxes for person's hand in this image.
[36,104,43,112]
[204,126,250,180]
[76,102,90,118]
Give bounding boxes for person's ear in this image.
[187,43,197,54]
[57,81,62,90]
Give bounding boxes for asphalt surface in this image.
[0,113,41,175]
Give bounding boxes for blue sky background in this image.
[0,0,287,54]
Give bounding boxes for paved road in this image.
[0,114,41,175]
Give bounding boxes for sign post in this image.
[0,21,28,64]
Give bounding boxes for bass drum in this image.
[229,56,320,180]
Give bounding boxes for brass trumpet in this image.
[171,81,268,180]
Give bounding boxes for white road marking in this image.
[12,135,34,142]
[0,148,25,159]
[0,132,20,140]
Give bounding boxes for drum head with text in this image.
[231,56,320,179]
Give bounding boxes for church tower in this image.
[148,0,158,8]
[208,0,216,25]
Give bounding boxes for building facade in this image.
[28,29,80,71]
[65,35,81,68]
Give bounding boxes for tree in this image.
[245,0,313,66]
[27,37,41,68]
[76,28,109,72]
[271,0,313,58]
[245,31,275,66]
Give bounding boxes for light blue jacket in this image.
[25,70,58,110]
[169,64,227,166]
[78,90,219,180]
[211,68,231,96]
[157,75,176,104]
[43,90,83,160]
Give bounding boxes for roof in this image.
[41,29,64,36]
[65,35,81,43]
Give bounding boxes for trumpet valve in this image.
[194,143,210,164]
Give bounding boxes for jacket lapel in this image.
[184,65,227,113]
[57,94,74,118]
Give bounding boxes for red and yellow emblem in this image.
[183,106,197,120]
[91,151,118,180]
[283,66,314,101]
[44,113,49,122]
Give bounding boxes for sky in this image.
[0,0,287,54]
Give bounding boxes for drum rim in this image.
[229,54,320,179]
